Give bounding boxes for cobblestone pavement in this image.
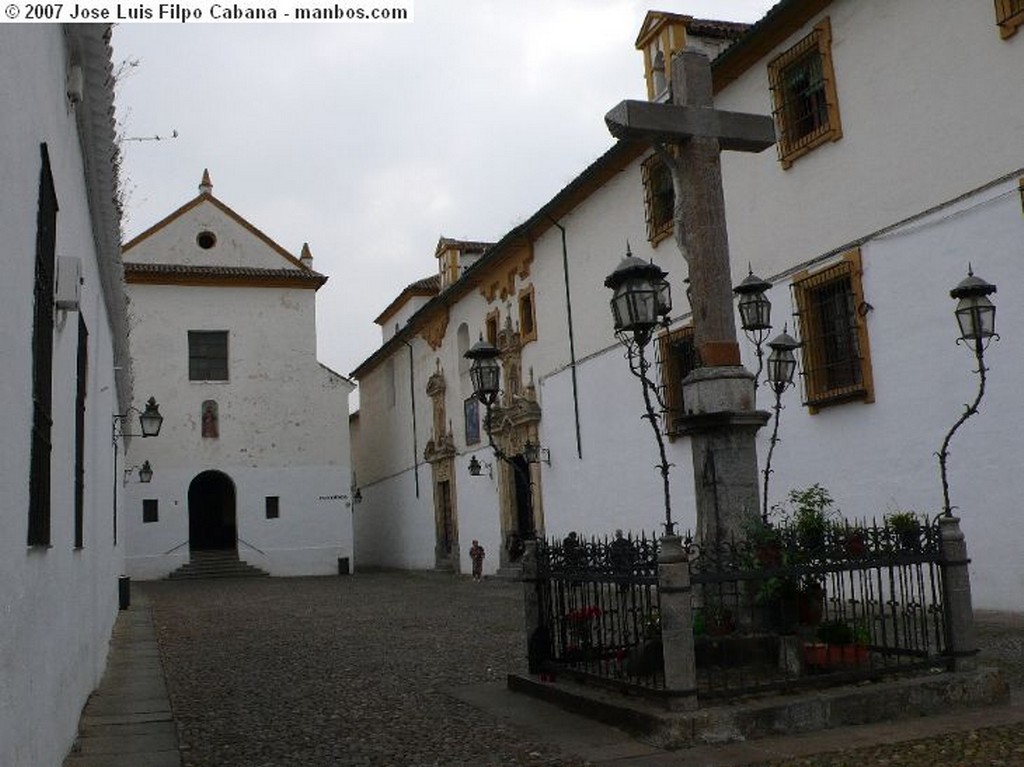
[145,572,588,767]
[145,575,1024,767]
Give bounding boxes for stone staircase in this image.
[167,549,270,580]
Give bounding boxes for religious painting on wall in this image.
[464,396,480,445]
[201,400,219,438]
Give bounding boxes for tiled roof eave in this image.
[124,262,327,288]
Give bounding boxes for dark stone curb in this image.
[508,666,1010,750]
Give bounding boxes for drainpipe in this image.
[401,338,421,497]
[550,218,583,459]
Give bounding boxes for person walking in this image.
[469,540,485,581]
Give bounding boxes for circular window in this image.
[196,231,217,249]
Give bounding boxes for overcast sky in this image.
[111,1,776,387]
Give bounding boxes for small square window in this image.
[641,153,674,245]
[792,249,875,412]
[996,0,1024,38]
[768,18,842,169]
[188,331,228,381]
[142,499,158,524]
[265,496,280,519]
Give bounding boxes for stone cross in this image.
[606,49,775,547]
[605,48,775,366]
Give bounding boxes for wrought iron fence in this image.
[535,532,664,693]
[692,518,946,699]
[531,518,949,703]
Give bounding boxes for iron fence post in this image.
[938,516,977,671]
[658,534,698,710]
[521,538,547,673]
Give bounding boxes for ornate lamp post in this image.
[603,247,675,534]
[938,268,998,517]
[761,328,800,522]
[733,268,773,386]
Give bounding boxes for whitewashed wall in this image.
[715,0,1024,279]
[741,179,1024,609]
[0,25,126,767]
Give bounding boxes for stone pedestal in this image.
[678,366,769,546]
[658,535,697,710]
[939,516,978,671]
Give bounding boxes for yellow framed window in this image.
[996,0,1024,38]
[768,18,843,169]
[656,325,700,437]
[791,249,874,413]
[641,153,675,245]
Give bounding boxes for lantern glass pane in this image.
[627,279,659,327]
[739,292,771,331]
[656,279,672,317]
[470,358,500,401]
[956,296,996,341]
[767,348,796,385]
[139,404,163,438]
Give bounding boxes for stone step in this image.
[166,552,270,580]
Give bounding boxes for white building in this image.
[351,1,1024,610]
[122,173,355,579]
[0,24,133,767]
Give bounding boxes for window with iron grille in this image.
[142,499,158,524]
[641,153,674,245]
[792,249,874,412]
[188,330,229,381]
[768,18,842,169]
[656,325,701,437]
[75,315,88,548]
[996,0,1024,37]
[265,496,280,519]
[29,144,58,546]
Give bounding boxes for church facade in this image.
[351,2,1024,610]
[122,173,355,579]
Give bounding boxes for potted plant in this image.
[775,484,839,554]
[886,510,922,551]
[803,619,870,669]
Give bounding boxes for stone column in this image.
[939,516,977,672]
[520,538,548,674]
[658,535,697,710]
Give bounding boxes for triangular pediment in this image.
[123,187,306,273]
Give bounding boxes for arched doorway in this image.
[188,470,237,551]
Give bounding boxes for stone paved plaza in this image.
[145,572,587,767]
[137,572,1024,767]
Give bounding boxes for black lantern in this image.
[765,329,800,391]
[468,456,483,476]
[465,336,501,407]
[951,268,997,346]
[113,396,164,442]
[734,268,772,334]
[138,460,153,484]
[138,397,164,438]
[603,247,671,345]
[734,267,773,386]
